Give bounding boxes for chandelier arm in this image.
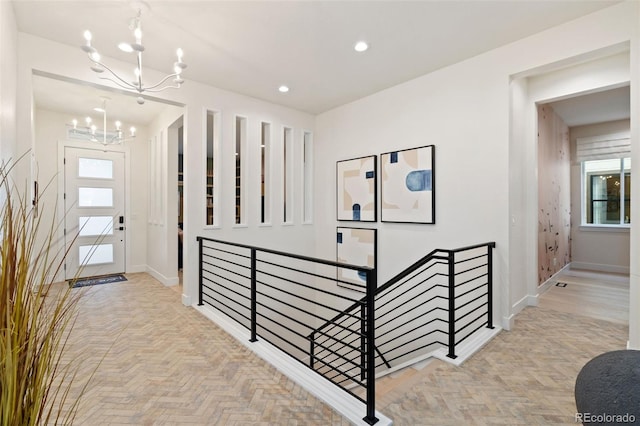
[91,58,139,92]
[140,73,181,91]
[97,75,139,91]
[138,84,182,93]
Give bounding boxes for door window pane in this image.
[79,216,114,236]
[79,243,114,265]
[78,187,113,207]
[78,157,113,179]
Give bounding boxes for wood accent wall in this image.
[537,104,571,285]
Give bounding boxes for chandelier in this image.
[67,98,136,145]
[81,7,187,105]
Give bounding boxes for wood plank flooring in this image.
[538,269,629,324]
[51,272,629,425]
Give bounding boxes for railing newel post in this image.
[487,244,494,329]
[363,268,378,425]
[197,237,203,306]
[250,248,258,342]
[447,250,457,359]
[360,304,366,382]
[309,333,315,369]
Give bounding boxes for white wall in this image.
[16,33,316,307]
[33,108,150,281]
[570,119,631,273]
[146,107,183,285]
[0,1,17,166]
[315,2,639,330]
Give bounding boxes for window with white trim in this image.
[578,133,631,226]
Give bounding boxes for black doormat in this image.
[70,274,127,288]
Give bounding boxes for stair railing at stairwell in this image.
[197,236,380,425]
[197,237,496,425]
[310,242,496,380]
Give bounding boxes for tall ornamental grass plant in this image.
[0,163,86,425]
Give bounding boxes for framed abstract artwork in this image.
[336,227,377,292]
[336,155,377,222]
[380,145,435,224]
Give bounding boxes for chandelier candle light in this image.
[68,98,136,145]
[81,7,187,104]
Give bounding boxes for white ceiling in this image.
[547,85,630,127]
[13,0,623,122]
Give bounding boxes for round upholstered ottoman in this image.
[575,350,640,425]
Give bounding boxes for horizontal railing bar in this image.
[378,324,447,352]
[454,293,488,316]
[322,357,365,384]
[202,271,251,294]
[202,285,248,309]
[256,269,359,304]
[202,262,252,284]
[312,310,365,340]
[375,278,447,314]
[313,333,363,362]
[455,309,488,336]
[255,324,312,358]
[202,245,251,261]
[255,303,316,338]
[377,256,449,294]
[453,252,487,266]
[198,236,373,272]
[376,308,446,340]
[256,280,351,319]
[201,284,250,314]
[202,255,251,276]
[256,258,366,294]
[201,293,251,328]
[313,323,363,352]
[456,321,488,346]
[318,352,364,381]
[454,273,487,288]
[202,277,250,304]
[375,265,448,302]
[453,263,487,280]
[316,264,447,335]
[377,294,446,327]
[454,282,487,301]
[255,329,319,366]
[311,347,364,381]
[315,333,367,365]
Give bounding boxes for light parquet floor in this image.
[56,272,629,425]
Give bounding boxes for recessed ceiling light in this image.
[278,85,290,93]
[354,41,369,53]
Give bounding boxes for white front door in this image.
[64,147,126,279]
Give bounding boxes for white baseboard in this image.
[538,263,572,294]
[126,264,147,274]
[432,326,502,367]
[502,314,514,331]
[512,294,529,316]
[146,266,179,286]
[182,293,192,306]
[570,261,630,275]
[194,305,392,426]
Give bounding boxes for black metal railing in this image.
[311,242,495,380]
[197,237,495,424]
[197,237,379,424]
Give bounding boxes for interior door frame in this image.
[58,139,132,280]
